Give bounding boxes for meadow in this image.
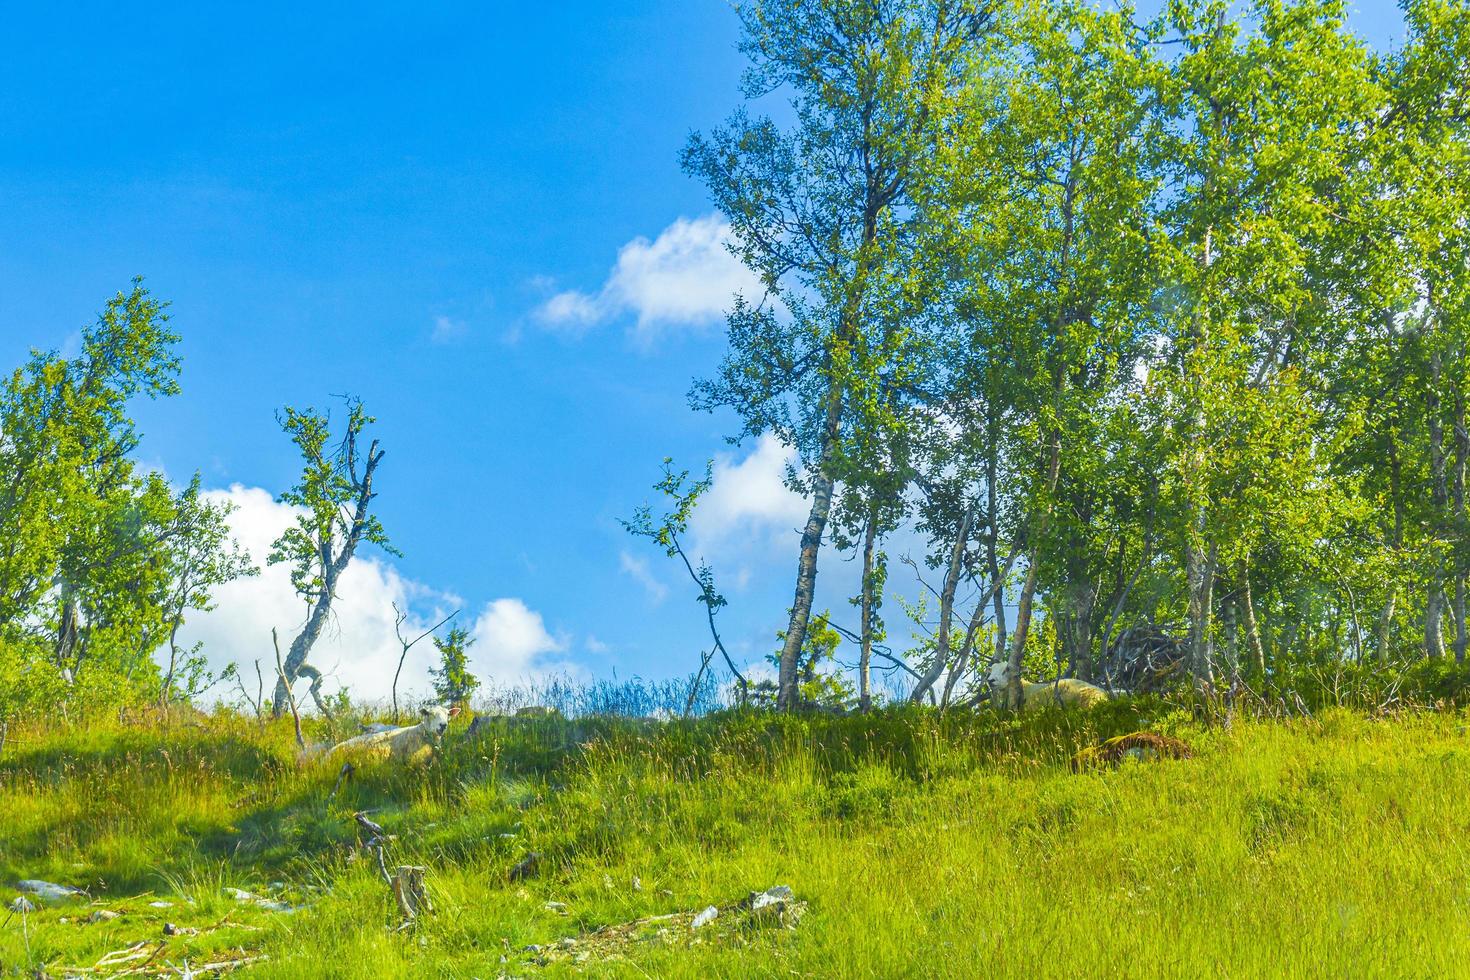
[5,697,1470,978]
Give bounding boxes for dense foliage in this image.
[684,0,1470,709]
[0,282,254,720]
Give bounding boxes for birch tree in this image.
[269,398,391,716]
[685,0,998,710]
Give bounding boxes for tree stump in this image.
[391,866,431,921]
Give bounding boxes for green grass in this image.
[4,703,1470,977]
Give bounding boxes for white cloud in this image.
[690,434,808,556]
[467,598,567,679]
[431,315,468,345]
[619,549,669,604]
[585,635,610,654]
[539,291,601,328]
[536,214,763,343]
[170,485,565,708]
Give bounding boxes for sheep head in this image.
[985,660,1016,692]
[418,704,461,742]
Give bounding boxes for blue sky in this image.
[0,2,1407,703]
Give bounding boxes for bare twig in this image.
[392,605,459,723]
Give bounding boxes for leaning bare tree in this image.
[269,397,391,717]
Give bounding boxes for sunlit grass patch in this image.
[4,706,1470,976]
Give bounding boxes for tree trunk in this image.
[272,582,335,716]
[910,504,974,704]
[1427,348,1448,660]
[1454,386,1467,663]
[1237,558,1266,678]
[160,618,183,705]
[777,398,839,711]
[1002,435,1062,709]
[1223,592,1239,683]
[1381,427,1406,665]
[1376,595,1396,666]
[943,573,989,708]
[1066,579,1097,683]
[1188,538,1218,686]
[859,514,878,713]
[986,413,1007,667]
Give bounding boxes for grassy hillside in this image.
[4,702,1470,977]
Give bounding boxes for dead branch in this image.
[392,605,459,722]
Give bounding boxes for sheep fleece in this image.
[1015,678,1111,711]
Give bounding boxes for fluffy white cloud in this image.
[690,434,808,556]
[170,485,566,707]
[466,598,567,679]
[536,214,763,342]
[619,549,669,604]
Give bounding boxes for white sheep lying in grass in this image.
[322,705,460,763]
[984,661,1113,711]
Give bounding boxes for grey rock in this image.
[744,885,794,912]
[691,905,719,929]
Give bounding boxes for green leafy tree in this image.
[685,0,997,710]
[0,281,197,713]
[429,625,480,709]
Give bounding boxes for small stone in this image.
[148,900,173,909]
[521,943,543,954]
[748,885,793,911]
[632,876,642,892]
[557,937,576,950]
[163,922,198,936]
[224,887,255,901]
[692,905,719,929]
[87,909,120,923]
[544,900,568,915]
[739,885,802,928]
